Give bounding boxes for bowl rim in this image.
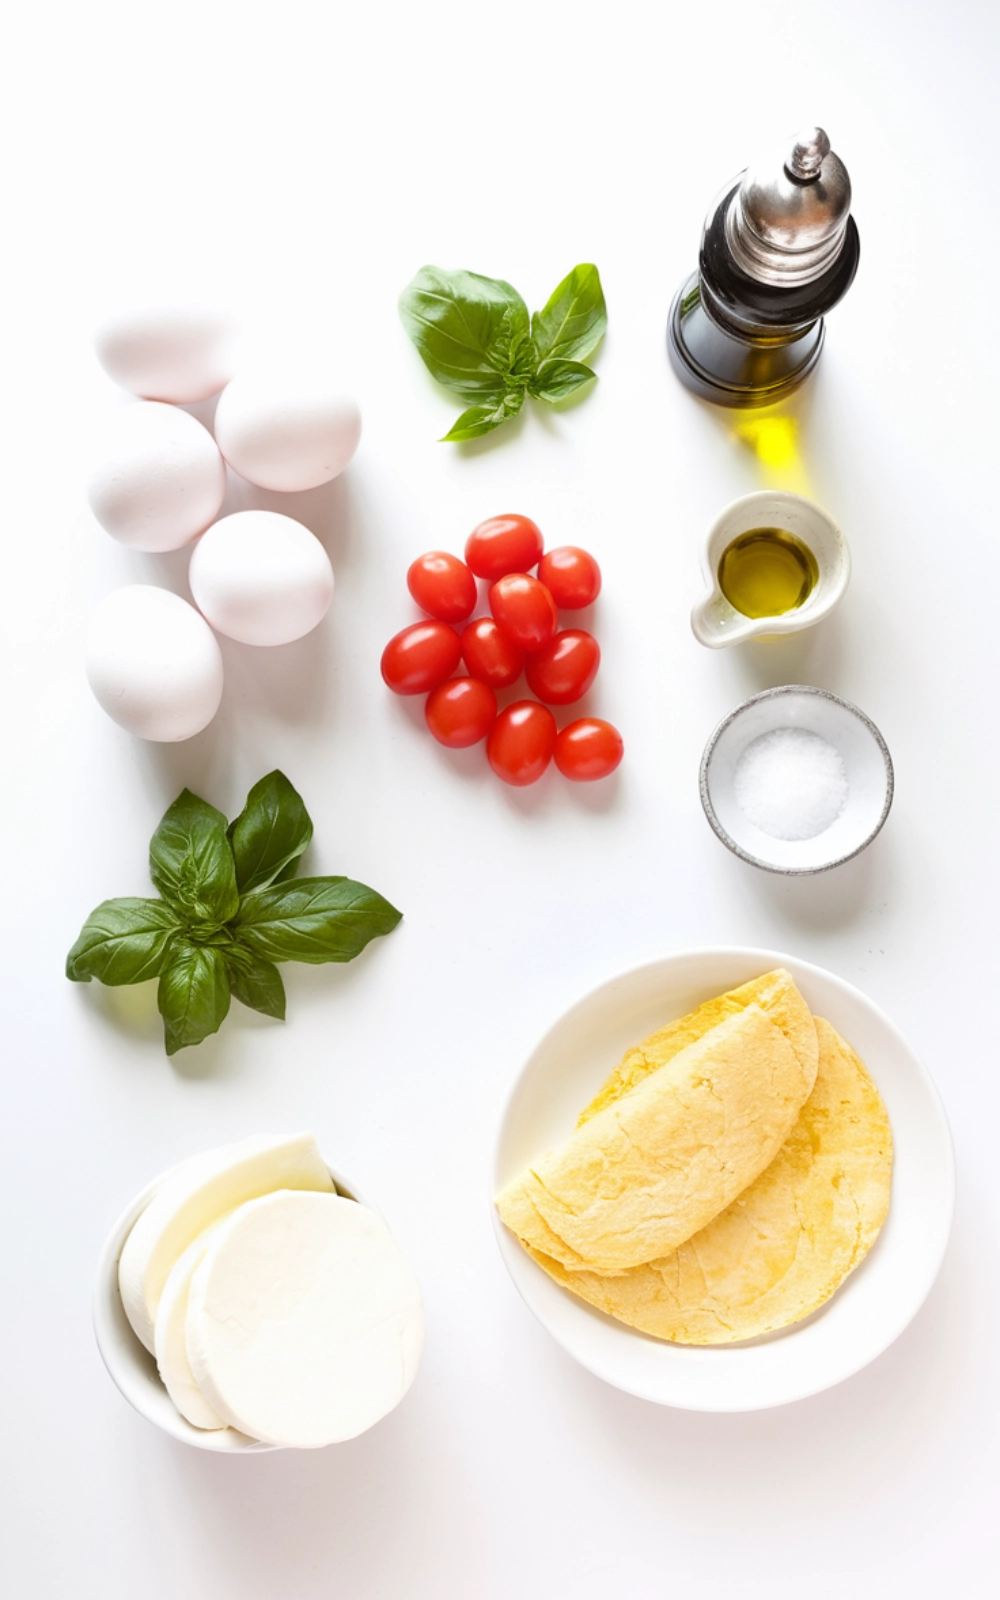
[93,1149,374,1452]
[490,945,955,1412]
[699,683,894,875]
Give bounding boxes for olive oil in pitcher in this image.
[718,528,819,619]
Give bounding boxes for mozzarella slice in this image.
[119,1134,334,1352]
[154,1223,231,1430]
[186,1192,424,1448]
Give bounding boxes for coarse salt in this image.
[734,727,848,842]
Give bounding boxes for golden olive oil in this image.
[718,527,819,619]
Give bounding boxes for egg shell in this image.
[189,510,334,647]
[87,402,227,553]
[94,307,236,402]
[213,372,361,492]
[86,585,224,742]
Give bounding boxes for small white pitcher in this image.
[691,489,851,649]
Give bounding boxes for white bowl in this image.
[700,685,893,874]
[691,490,851,648]
[492,948,954,1412]
[93,1156,374,1452]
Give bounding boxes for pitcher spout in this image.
[690,589,757,649]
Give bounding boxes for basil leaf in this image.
[399,266,530,400]
[235,877,402,965]
[158,943,231,1056]
[227,953,286,1021]
[529,359,597,404]
[508,331,538,385]
[149,789,239,928]
[227,770,313,896]
[66,898,181,985]
[531,264,607,364]
[442,390,525,443]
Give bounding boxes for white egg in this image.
[87,402,227,552]
[189,510,334,646]
[94,306,237,402]
[213,370,361,492]
[86,586,224,742]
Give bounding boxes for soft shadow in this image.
[711,606,849,702]
[75,979,265,1080]
[78,978,162,1044]
[563,767,624,815]
[729,829,893,933]
[539,1232,962,1506]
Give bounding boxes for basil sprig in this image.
[399,263,607,441]
[66,771,402,1056]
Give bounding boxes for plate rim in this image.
[490,945,955,1412]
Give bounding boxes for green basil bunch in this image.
[399,263,607,441]
[66,772,401,1056]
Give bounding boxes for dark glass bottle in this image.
[668,129,860,408]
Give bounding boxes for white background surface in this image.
[3,1,998,1594]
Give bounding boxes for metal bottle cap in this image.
[723,127,852,288]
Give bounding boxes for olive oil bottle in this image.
[718,528,819,619]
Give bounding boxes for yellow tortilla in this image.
[523,1018,892,1343]
[496,992,817,1274]
[579,968,818,1125]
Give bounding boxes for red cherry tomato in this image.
[381,622,461,695]
[525,629,600,706]
[425,677,497,748]
[487,701,557,787]
[554,718,624,781]
[406,551,477,623]
[538,546,602,609]
[460,616,524,689]
[465,514,544,581]
[489,573,558,652]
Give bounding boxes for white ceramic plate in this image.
[492,948,954,1412]
[93,1155,374,1451]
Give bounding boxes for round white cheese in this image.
[154,1226,229,1431]
[186,1192,424,1448]
[87,402,227,552]
[119,1133,334,1353]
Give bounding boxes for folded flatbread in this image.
[496,972,818,1274]
[579,968,819,1125]
[522,1018,892,1343]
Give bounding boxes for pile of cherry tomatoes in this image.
[381,514,624,786]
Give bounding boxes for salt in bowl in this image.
[700,685,893,874]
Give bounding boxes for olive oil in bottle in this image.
[718,528,819,619]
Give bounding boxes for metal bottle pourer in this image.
[667,128,860,408]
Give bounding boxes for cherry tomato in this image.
[425,677,497,748]
[406,551,477,623]
[381,622,461,695]
[460,616,524,689]
[538,546,602,609]
[554,718,624,781]
[525,629,600,705]
[487,701,557,786]
[489,573,558,652]
[465,514,544,581]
